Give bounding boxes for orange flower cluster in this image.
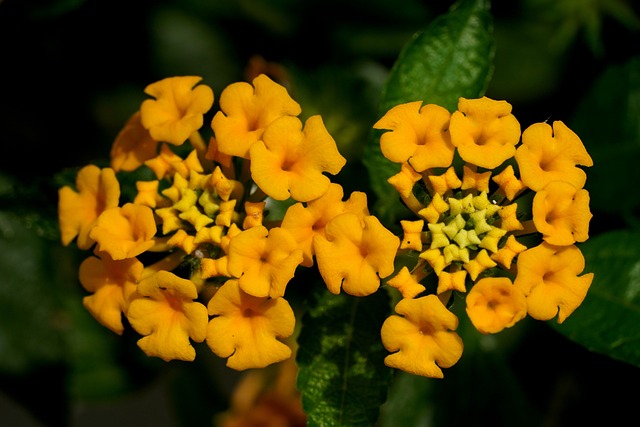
[57,76,594,382]
[58,74,399,370]
[375,96,594,378]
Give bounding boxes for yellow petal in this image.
[374,101,454,171]
[127,271,208,361]
[227,226,302,298]
[516,121,593,191]
[58,165,120,249]
[465,277,527,334]
[450,97,521,169]
[110,111,159,172]
[250,115,346,202]
[514,243,593,323]
[533,181,592,246]
[314,214,399,296]
[381,295,463,378]
[386,267,426,299]
[140,76,214,146]
[206,280,294,370]
[79,252,143,334]
[90,203,157,260]
[211,74,301,159]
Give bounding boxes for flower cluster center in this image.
[427,191,505,264]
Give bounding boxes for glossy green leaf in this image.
[363,0,494,225]
[550,230,640,368]
[296,286,392,427]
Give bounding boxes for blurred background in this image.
[1,0,640,426]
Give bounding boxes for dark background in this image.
[1,0,639,426]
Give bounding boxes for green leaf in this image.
[378,371,436,427]
[0,210,67,373]
[363,0,494,225]
[549,230,640,368]
[296,286,393,427]
[570,55,640,215]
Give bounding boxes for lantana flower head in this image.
[211,74,302,159]
[375,95,594,378]
[60,73,344,372]
[249,115,347,202]
[140,76,214,146]
[58,165,120,250]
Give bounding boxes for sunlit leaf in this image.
[296,286,392,427]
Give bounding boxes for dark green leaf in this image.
[296,286,393,427]
[570,55,640,215]
[550,230,640,368]
[378,371,436,427]
[363,0,494,225]
[0,210,67,372]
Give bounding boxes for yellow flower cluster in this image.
[57,75,594,380]
[374,96,594,378]
[58,74,400,370]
